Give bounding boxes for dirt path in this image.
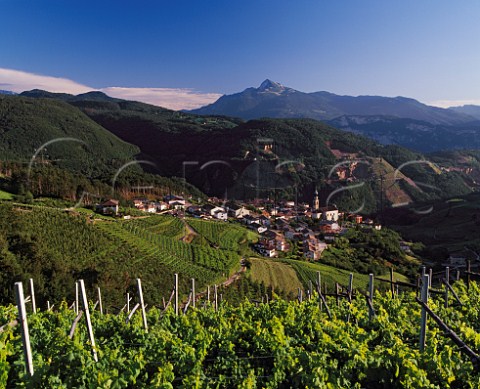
[222,262,247,287]
[179,219,198,243]
[191,260,247,301]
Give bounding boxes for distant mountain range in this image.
[327,115,480,152]
[0,90,17,95]
[190,79,477,125]
[189,80,480,152]
[449,105,480,120]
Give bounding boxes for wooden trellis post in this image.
[335,283,340,306]
[75,281,79,314]
[348,273,354,302]
[316,272,322,309]
[214,285,218,312]
[15,282,34,377]
[315,272,332,319]
[444,267,450,308]
[467,261,471,291]
[29,278,36,314]
[191,278,196,308]
[174,274,179,316]
[136,278,148,332]
[78,280,98,362]
[97,287,103,315]
[390,268,395,298]
[368,273,375,320]
[419,274,429,352]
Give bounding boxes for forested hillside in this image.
[0,96,139,177]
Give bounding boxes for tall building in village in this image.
[312,187,340,222]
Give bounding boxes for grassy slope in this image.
[248,258,303,295]
[248,256,408,295]
[0,189,13,200]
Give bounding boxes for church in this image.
[311,188,339,222]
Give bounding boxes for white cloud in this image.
[0,67,221,110]
[101,87,221,110]
[0,68,91,94]
[427,99,480,108]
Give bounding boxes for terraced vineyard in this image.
[126,215,186,239]
[0,205,242,308]
[247,258,303,295]
[96,221,239,285]
[0,205,180,305]
[187,219,252,251]
[279,258,409,292]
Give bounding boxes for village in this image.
[96,189,383,262]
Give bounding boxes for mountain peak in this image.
[259,79,282,90]
[257,79,296,96]
[74,91,114,101]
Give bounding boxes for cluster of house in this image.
[132,195,186,213]
[243,190,383,260]
[251,215,345,260]
[98,195,188,216]
[185,204,229,220]
[97,188,379,261]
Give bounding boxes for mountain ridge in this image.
[449,104,480,120]
[190,79,476,125]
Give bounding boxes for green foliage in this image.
[4,283,480,387]
[0,189,13,200]
[313,227,416,276]
[188,219,254,253]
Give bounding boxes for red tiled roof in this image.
[102,199,119,206]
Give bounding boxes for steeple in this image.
[313,188,319,210]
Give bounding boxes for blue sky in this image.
[1,1,479,108]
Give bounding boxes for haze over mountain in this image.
[327,115,480,153]
[190,79,476,126]
[449,105,480,121]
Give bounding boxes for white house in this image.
[319,206,339,222]
[100,199,119,215]
[157,201,168,211]
[213,209,228,221]
[228,205,250,218]
[256,243,277,257]
[170,201,185,210]
[146,203,157,213]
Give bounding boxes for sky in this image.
[1,1,480,109]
